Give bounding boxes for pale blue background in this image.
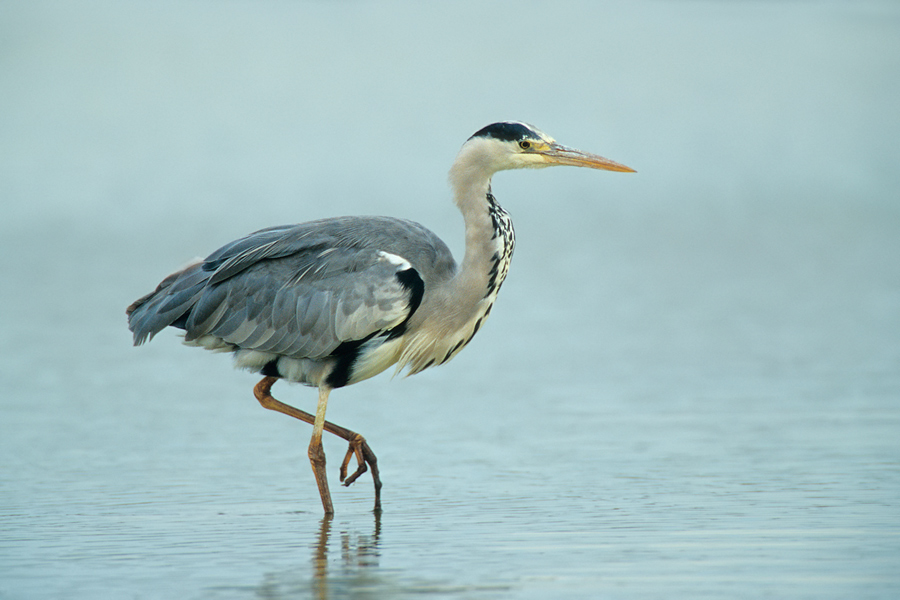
[2,1,898,598]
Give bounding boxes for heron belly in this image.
[343,336,404,386]
[231,348,329,386]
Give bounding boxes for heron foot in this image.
[340,434,382,512]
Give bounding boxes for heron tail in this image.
[126,259,208,345]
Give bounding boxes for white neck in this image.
[397,138,517,374]
[448,142,513,307]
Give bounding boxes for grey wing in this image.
[188,246,419,359]
[203,216,455,288]
[127,217,433,359]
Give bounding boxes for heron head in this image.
[465,121,635,174]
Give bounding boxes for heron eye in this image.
[519,140,531,150]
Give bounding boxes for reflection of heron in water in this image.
[128,122,634,513]
[312,515,381,599]
[251,515,382,599]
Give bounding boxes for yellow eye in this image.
[519,140,531,150]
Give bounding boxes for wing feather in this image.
[128,216,453,361]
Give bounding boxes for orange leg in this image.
[253,377,382,513]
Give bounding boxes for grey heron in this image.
[127,122,634,514]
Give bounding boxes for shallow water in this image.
[2,1,899,598]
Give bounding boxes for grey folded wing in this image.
[127,220,424,359]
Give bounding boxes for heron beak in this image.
[540,144,636,173]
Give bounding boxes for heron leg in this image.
[309,386,333,514]
[253,377,382,512]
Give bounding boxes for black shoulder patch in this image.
[386,267,425,341]
[469,122,536,142]
[396,268,425,315]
